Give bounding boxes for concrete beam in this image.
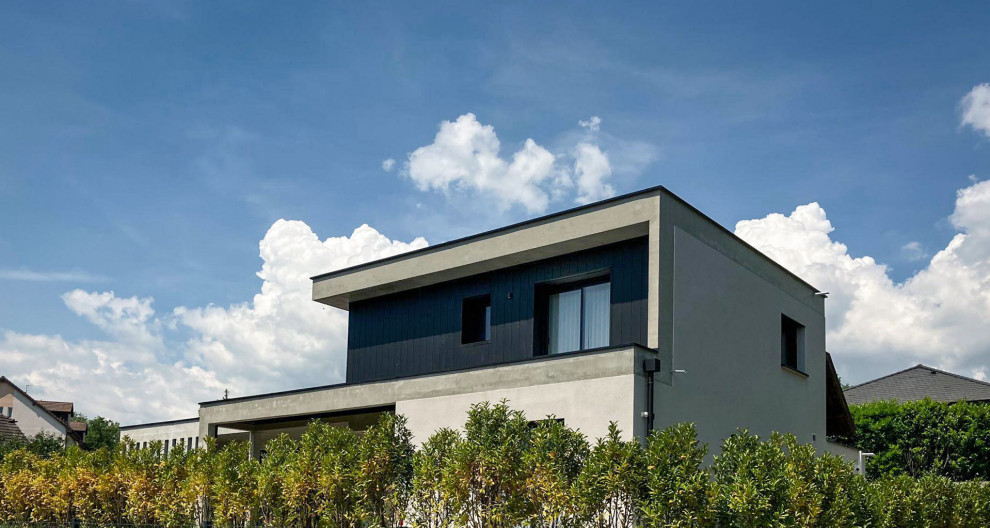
[199,345,657,440]
[312,193,661,312]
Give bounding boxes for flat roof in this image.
[311,185,665,282]
[310,186,819,309]
[120,417,199,430]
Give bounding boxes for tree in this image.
[83,416,121,451]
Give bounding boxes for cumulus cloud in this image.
[175,221,427,393]
[735,179,990,382]
[961,83,990,138]
[403,113,619,213]
[381,158,396,172]
[572,142,614,204]
[0,222,426,424]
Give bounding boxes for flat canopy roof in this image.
[312,187,664,309]
[311,185,820,310]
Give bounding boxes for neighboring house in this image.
[845,364,990,405]
[0,376,85,446]
[125,187,855,461]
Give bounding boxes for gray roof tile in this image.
[844,364,990,405]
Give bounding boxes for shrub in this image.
[1,403,988,528]
[449,401,533,528]
[409,427,461,528]
[843,398,990,480]
[525,416,590,528]
[639,423,713,528]
[358,413,415,528]
[575,423,644,528]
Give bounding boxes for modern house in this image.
[845,364,990,405]
[0,376,85,445]
[123,187,855,460]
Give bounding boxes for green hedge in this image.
[2,401,989,528]
[839,398,990,480]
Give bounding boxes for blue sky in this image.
[1,2,989,421]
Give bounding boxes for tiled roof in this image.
[69,421,88,432]
[37,400,74,413]
[0,416,25,440]
[845,364,990,405]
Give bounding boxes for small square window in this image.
[781,314,805,373]
[462,294,491,344]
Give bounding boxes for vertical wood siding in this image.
[346,237,649,383]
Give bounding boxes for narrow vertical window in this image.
[462,294,492,344]
[781,314,805,373]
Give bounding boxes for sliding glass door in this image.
[547,281,611,354]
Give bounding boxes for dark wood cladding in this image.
[346,237,649,383]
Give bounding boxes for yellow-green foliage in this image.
[2,405,990,528]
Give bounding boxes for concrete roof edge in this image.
[200,342,657,407]
[120,417,200,430]
[310,186,665,282]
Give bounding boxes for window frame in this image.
[460,293,492,345]
[780,314,807,375]
[535,272,612,356]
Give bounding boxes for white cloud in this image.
[572,143,614,204]
[0,269,106,282]
[175,221,427,394]
[735,179,990,382]
[961,83,990,138]
[900,241,928,261]
[0,221,427,424]
[579,116,601,132]
[381,158,396,172]
[403,113,618,213]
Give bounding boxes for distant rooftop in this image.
[844,364,990,405]
[37,400,74,414]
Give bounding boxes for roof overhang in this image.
[312,188,662,309]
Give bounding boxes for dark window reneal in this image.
[543,279,611,355]
[461,294,491,344]
[781,314,805,373]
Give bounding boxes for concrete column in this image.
[248,430,257,459]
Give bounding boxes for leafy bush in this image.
[841,398,990,480]
[1,402,988,528]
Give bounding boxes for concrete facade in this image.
[120,418,202,451]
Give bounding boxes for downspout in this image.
[643,358,661,434]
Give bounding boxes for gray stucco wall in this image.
[654,222,827,456]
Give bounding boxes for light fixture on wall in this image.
[814,291,830,298]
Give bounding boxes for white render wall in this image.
[397,373,640,445]
[0,386,69,441]
[121,419,201,451]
